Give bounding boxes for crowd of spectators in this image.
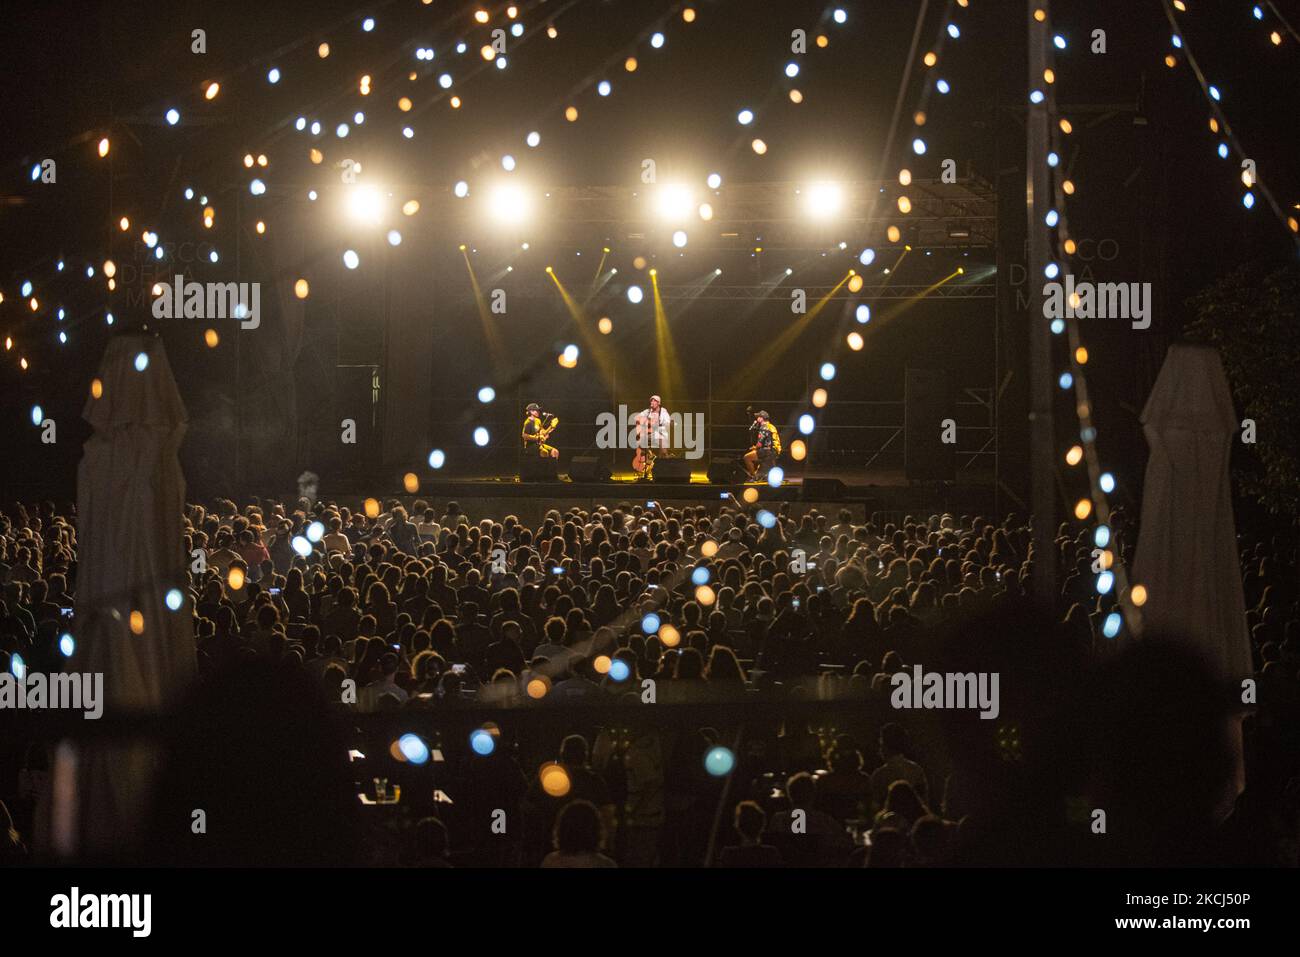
[1,494,1297,867]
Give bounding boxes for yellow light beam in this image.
[461,246,508,371]
[726,270,853,397]
[547,267,618,386]
[873,268,963,324]
[650,270,685,401]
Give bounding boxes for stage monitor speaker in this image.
[707,459,738,484]
[651,458,693,484]
[519,456,558,482]
[569,455,611,483]
[800,478,846,501]
[904,366,957,482]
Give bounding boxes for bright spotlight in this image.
[345,184,385,224]
[487,182,531,225]
[627,285,644,304]
[473,427,490,446]
[672,230,688,248]
[655,183,694,221]
[804,181,844,220]
[706,172,722,189]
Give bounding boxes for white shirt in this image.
[637,407,671,448]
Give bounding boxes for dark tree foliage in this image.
[1185,262,1300,517]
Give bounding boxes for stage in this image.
[302,465,1001,526]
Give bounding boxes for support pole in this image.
[1026,0,1057,607]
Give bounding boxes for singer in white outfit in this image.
[635,394,672,451]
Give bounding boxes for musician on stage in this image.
[522,403,559,459]
[633,394,671,479]
[743,409,782,480]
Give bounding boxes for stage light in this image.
[560,344,579,366]
[343,250,360,269]
[204,328,219,348]
[819,362,836,381]
[501,154,516,171]
[474,427,490,446]
[439,72,453,88]
[1053,34,1066,49]
[21,281,32,297]
[757,510,777,529]
[937,79,950,94]
[487,182,531,225]
[833,8,847,24]
[1059,372,1073,389]
[912,137,927,155]
[310,120,322,135]
[1096,571,1114,595]
[798,413,815,435]
[386,230,402,246]
[362,16,374,31]
[785,62,799,77]
[785,267,793,275]
[454,180,469,198]
[598,80,611,96]
[768,466,785,487]
[752,138,768,154]
[609,659,631,681]
[165,108,180,125]
[1099,472,1116,493]
[1047,151,1059,167]
[947,23,960,39]
[98,137,110,157]
[540,763,571,797]
[428,449,446,469]
[847,331,864,351]
[655,183,694,222]
[641,613,661,634]
[1242,193,1256,209]
[134,352,149,372]
[478,386,496,404]
[742,487,759,504]
[496,56,508,70]
[804,181,844,220]
[598,317,613,334]
[672,230,688,248]
[268,67,280,83]
[565,105,579,121]
[651,31,665,48]
[812,388,828,408]
[345,185,385,225]
[737,108,754,125]
[30,405,43,426]
[336,122,350,138]
[659,623,681,647]
[706,172,722,189]
[627,285,644,304]
[59,634,75,657]
[526,130,540,147]
[249,178,266,196]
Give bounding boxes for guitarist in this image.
[743,409,781,480]
[522,403,559,459]
[632,394,670,479]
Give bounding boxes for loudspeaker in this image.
[800,477,846,501]
[651,458,693,483]
[569,455,611,483]
[707,459,739,484]
[904,366,956,482]
[519,455,558,482]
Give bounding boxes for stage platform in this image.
[309,467,1001,525]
